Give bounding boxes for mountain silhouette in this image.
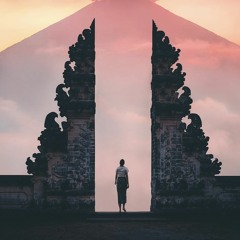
[0,0,240,211]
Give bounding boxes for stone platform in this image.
[1,210,240,240]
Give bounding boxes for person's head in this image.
[120,159,125,166]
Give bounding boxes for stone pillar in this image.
[63,20,96,210]
[150,21,186,210]
[33,176,46,206]
[65,75,95,210]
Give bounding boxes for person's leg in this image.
[122,187,127,212]
[118,203,121,212]
[123,203,126,212]
[117,187,122,212]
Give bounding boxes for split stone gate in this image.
[0,20,240,211]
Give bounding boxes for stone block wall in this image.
[0,176,33,209]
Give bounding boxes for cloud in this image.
[109,39,151,54]
[0,98,39,133]
[0,98,42,174]
[35,46,66,55]
[175,39,240,68]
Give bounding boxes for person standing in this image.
[115,159,129,212]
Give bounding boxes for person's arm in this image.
[115,171,117,185]
[126,172,129,188]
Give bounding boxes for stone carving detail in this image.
[55,20,96,117]
[55,84,70,117]
[184,113,209,152]
[183,113,222,176]
[68,20,95,74]
[38,112,67,153]
[152,21,180,75]
[178,86,192,117]
[26,112,68,176]
[47,158,69,191]
[26,153,47,176]
[201,154,222,176]
[66,122,93,191]
[63,61,74,88]
[172,63,186,90]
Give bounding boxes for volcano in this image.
[0,0,240,211]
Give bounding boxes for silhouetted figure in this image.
[115,159,129,213]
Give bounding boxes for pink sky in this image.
[0,0,240,212]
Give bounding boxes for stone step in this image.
[86,212,166,222]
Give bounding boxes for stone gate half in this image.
[151,21,240,211]
[26,20,96,210]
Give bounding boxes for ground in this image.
[0,211,239,240]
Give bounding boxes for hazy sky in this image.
[0,0,239,52]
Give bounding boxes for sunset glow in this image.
[158,0,240,45]
[0,0,92,51]
[0,0,239,52]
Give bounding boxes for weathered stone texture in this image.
[67,118,95,193]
